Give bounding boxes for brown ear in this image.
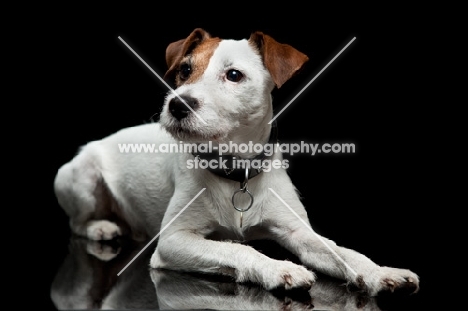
[249,31,309,88]
[164,28,211,81]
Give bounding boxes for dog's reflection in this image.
[50,237,158,309]
[51,237,385,310]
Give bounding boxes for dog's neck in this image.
[225,116,273,158]
[216,94,274,159]
[192,100,276,183]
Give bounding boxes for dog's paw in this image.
[253,260,316,291]
[377,267,419,294]
[86,240,121,261]
[86,220,122,240]
[353,267,419,297]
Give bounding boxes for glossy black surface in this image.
[49,237,423,310]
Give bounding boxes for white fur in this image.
[54,35,419,297]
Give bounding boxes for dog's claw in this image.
[384,279,396,291]
[356,275,366,290]
[406,277,414,283]
[404,277,420,294]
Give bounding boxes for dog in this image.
[54,28,419,297]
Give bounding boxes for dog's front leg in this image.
[151,230,316,291]
[265,188,419,296]
[149,193,315,291]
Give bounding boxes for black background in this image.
[21,4,449,310]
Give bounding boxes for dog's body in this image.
[54,28,419,296]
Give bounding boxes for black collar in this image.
[192,121,278,183]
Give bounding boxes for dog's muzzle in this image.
[169,95,199,120]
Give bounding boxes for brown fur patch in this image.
[176,38,221,86]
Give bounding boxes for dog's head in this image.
[159,28,308,143]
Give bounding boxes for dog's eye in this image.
[179,63,191,81]
[226,69,243,82]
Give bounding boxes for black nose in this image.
[169,96,199,120]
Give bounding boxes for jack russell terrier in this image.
[54,28,419,297]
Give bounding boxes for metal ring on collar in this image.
[232,188,254,212]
